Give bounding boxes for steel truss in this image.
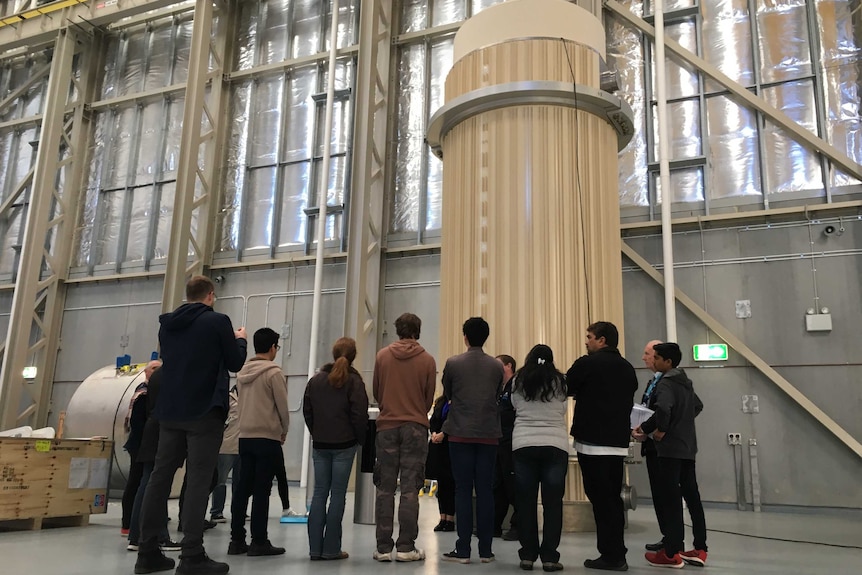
[0,28,96,429]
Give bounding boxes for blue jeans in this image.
[128,463,171,545]
[209,453,240,517]
[308,445,358,558]
[449,442,498,558]
[513,446,568,563]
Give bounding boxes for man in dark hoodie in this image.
[372,312,436,562]
[634,343,708,569]
[135,276,247,575]
[566,321,637,572]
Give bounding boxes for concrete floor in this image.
[1,488,859,574]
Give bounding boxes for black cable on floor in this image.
[686,523,862,550]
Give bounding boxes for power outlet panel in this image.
[727,432,742,445]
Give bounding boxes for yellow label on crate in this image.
[35,440,51,452]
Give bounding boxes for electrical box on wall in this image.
[805,313,832,332]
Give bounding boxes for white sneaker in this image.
[396,548,426,562]
[127,543,139,551]
[373,550,393,562]
[282,508,306,518]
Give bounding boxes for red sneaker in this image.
[120,528,130,536]
[645,550,684,568]
[680,549,707,567]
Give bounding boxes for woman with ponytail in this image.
[511,344,569,572]
[303,337,370,560]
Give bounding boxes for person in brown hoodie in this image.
[372,312,437,562]
[228,327,289,558]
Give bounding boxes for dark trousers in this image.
[578,454,627,562]
[653,457,708,555]
[494,440,517,532]
[513,446,568,563]
[179,465,219,528]
[122,451,144,529]
[436,462,456,517]
[645,450,667,540]
[138,410,224,558]
[210,453,241,517]
[274,446,291,510]
[449,442,498,558]
[129,463,171,545]
[230,438,281,543]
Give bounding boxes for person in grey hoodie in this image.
[634,343,707,569]
[227,327,290,558]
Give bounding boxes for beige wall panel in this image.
[438,105,624,366]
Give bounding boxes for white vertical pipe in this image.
[654,0,678,341]
[301,0,341,489]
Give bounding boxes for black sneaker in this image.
[247,540,286,557]
[442,550,471,564]
[227,540,249,555]
[502,529,519,541]
[176,553,230,575]
[134,551,175,574]
[159,540,182,552]
[203,520,217,531]
[644,540,664,552]
[583,557,628,571]
[210,514,227,523]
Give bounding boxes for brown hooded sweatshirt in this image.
[373,338,437,431]
[236,357,289,443]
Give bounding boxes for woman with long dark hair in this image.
[303,337,370,560]
[511,344,569,572]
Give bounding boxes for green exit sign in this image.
[692,344,728,361]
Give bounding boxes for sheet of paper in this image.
[630,404,654,429]
[69,457,89,489]
[87,458,110,489]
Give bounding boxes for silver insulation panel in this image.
[1,0,859,267]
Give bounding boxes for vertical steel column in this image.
[201,0,236,269]
[161,0,226,310]
[0,28,88,429]
[343,0,392,381]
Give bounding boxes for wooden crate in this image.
[0,437,112,527]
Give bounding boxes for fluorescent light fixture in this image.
[22,366,38,379]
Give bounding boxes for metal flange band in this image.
[426,80,635,158]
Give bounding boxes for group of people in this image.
[373,317,709,572]
[127,274,708,575]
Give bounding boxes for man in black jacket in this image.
[566,321,637,572]
[634,343,708,568]
[135,276,247,575]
